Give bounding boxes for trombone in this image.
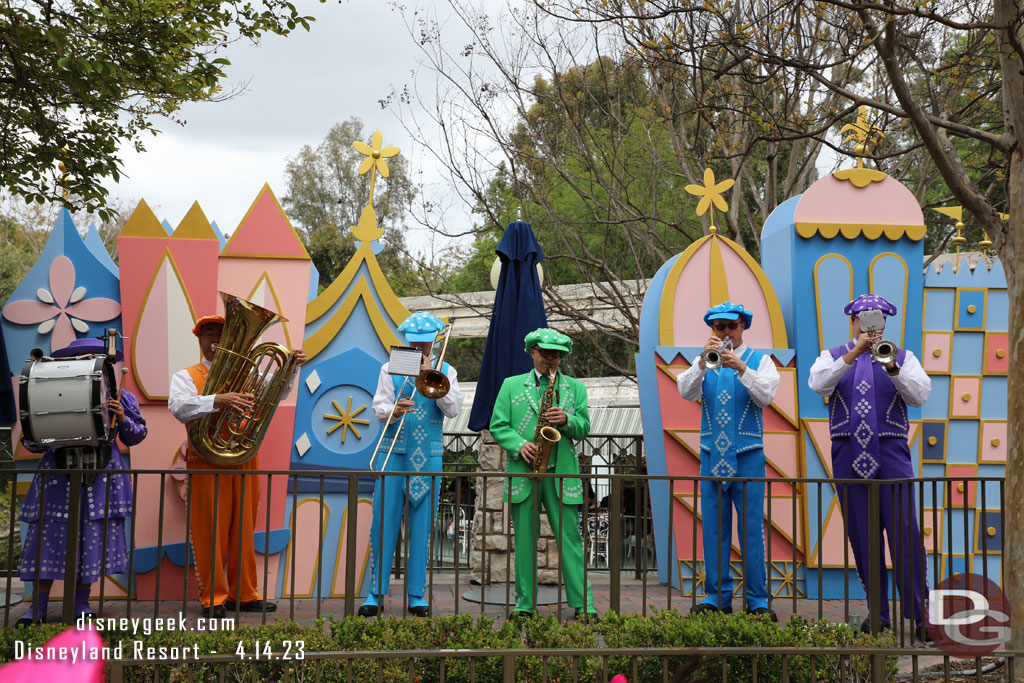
[368,320,454,472]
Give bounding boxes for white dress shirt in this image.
[676,344,781,408]
[168,358,300,424]
[372,360,464,423]
[168,359,216,424]
[808,346,931,407]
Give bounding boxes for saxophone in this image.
[532,369,562,474]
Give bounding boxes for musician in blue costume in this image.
[677,302,780,618]
[359,311,464,617]
[809,294,931,634]
[16,338,147,626]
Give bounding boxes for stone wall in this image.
[470,430,560,585]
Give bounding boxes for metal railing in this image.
[2,463,1013,681]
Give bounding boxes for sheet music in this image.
[388,346,423,376]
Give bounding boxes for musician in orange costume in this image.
[168,314,304,618]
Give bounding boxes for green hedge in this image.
[1,611,897,682]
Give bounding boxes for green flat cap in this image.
[524,328,572,355]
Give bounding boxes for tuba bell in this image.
[188,292,297,467]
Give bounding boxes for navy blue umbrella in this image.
[468,220,548,432]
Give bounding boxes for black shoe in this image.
[860,618,891,633]
[358,603,380,617]
[201,604,226,619]
[15,615,44,628]
[692,603,732,615]
[225,599,277,613]
[574,608,599,623]
[745,607,778,622]
[409,605,430,617]
[510,610,535,620]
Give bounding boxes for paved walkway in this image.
[4,573,885,627]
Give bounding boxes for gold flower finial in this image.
[351,130,400,243]
[353,130,400,207]
[840,106,885,169]
[685,167,734,234]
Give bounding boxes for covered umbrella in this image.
[468,220,548,432]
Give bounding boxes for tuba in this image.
[532,369,562,474]
[188,292,298,467]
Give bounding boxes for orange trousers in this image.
[187,456,262,608]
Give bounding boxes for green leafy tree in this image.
[0,0,323,219]
[281,118,420,294]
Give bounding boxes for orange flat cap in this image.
[192,314,225,337]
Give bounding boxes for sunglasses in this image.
[711,321,740,332]
[535,348,561,359]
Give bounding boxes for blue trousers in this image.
[699,448,768,610]
[365,454,441,599]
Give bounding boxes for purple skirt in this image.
[19,513,128,583]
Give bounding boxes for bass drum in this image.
[19,355,116,451]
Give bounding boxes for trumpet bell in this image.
[872,339,898,365]
[702,349,724,370]
[416,368,450,400]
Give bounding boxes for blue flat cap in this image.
[702,301,753,329]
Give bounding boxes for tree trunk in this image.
[994,0,1024,656]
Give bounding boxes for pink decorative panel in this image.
[922,332,952,374]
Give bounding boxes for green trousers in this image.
[510,477,595,614]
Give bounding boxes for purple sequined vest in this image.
[827,343,909,440]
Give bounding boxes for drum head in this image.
[20,355,114,449]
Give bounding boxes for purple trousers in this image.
[832,437,928,624]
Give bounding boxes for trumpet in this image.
[368,320,454,472]
[700,338,733,370]
[871,337,898,365]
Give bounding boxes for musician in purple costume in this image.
[808,294,931,633]
[16,338,146,626]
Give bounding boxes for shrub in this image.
[0,611,899,682]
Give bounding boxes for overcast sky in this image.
[103,1,490,257]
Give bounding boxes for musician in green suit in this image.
[490,328,597,620]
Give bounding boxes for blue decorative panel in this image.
[869,252,909,347]
[923,288,955,329]
[946,422,979,464]
[950,332,984,375]
[977,510,1002,552]
[954,289,986,331]
[922,376,950,419]
[981,377,1008,419]
[986,290,1008,331]
[921,421,947,462]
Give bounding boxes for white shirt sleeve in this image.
[167,368,217,424]
[676,363,705,402]
[808,348,853,397]
[738,352,780,408]
[890,350,932,407]
[434,364,464,418]
[372,364,399,423]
